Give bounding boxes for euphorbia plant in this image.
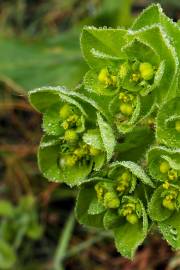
[29,4,180,259]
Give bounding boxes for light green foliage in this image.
[156,97,180,148]
[148,146,180,182]
[0,196,43,268]
[0,32,87,93]
[29,4,180,259]
[0,240,16,269]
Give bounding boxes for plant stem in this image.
[63,231,113,260]
[53,211,75,270]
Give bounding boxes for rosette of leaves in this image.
[29,87,115,186]
[28,3,180,260]
[148,146,180,249]
[75,161,154,258]
[79,3,179,134]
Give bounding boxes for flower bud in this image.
[139,62,154,81]
[62,121,69,130]
[98,68,110,86]
[59,155,77,168]
[159,161,170,174]
[65,155,77,167]
[162,189,178,210]
[131,73,140,82]
[64,129,78,143]
[119,92,134,103]
[162,181,170,190]
[111,75,117,86]
[74,148,84,158]
[168,169,178,181]
[89,146,100,156]
[95,182,106,203]
[116,170,131,193]
[126,213,138,224]
[120,103,133,116]
[59,104,72,120]
[162,197,176,210]
[104,192,120,209]
[121,171,131,182]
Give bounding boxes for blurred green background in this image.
[0,1,180,269]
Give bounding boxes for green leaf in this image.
[131,4,180,62]
[109,92,155,134]
[109,161,154,188]
[122,38,160,65]
[0,200,14,218]
[103,209,122,230]
[97,113,116,161]
[148,186,172,222]
[147,146,180,182]
[131,4,161,30]
[38,138,63,182]
[120,39,165,96]
[138,92,156,119]
[29,88,62,113]
[159,211,180,250]
[38,135,60,148]
[42,104,65,136]
[115,126,155,162]
[0,240,16,269]
[28,86,87,116]
[75,84,113,121]
[156,97,180,148]
[84,69,119,96]
[114,222,144,259]
[74,176,112,185]
[62,162,93,187]
[43,103,85,136]
[83,129,106,171]
[127,25,178,104]
[109,94,141,133]
[93,153,106,171]
[26,224,43,240]
[18,195,35,211]
[75,183,105,228]
[38,136,93,186]
[83,129,104,150]
[81,27,127,70]
[113,200,148,259]
[88,197,106,215]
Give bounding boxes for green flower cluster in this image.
[29,4,180,259]
[38,98,107,186]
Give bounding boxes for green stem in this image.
[53,211,75,270]
[62,231,113,260]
